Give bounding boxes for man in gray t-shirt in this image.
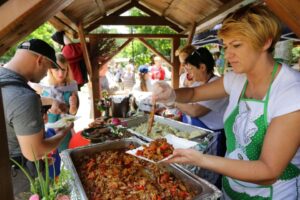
[0,39,72,197]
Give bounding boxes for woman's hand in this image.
[164,148,203,166]
[152,81,176,106]
[48,100,67,114]
[69,92,78,115]
[69,92,77,107]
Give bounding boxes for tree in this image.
[116,8,180,66]
[0,22,56,63]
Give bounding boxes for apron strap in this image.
[264,62,279,126]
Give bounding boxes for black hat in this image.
[17,39,60,69]
[51,31,65,46]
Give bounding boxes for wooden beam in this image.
[78,23,92,76]
[265,0,300,38]
[0,90,13,199]
[134,1,183,32]
[56,11,78,32]
[89,16,181,28]
[193,0,255,34]
[188,22,197,45]
[48,16,77,37]
[161,0,178,16]
[0,0,73,56]
[137,1,186,32]
[88,37,101,118]
[78,23,98,118]
[85,0,183,33]
[137,38,172,67]
[84,1,131,31]
[88,33,188,39]
[95,0,106,16]
[99,38,133,68]
[110,0,134,16]
[172,38,180,89]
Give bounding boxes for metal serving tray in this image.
[125,115,221,185]
[125,115,215,145]
[61,138,221,200]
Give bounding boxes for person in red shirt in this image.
[52,31,88,90]
[150,56,165,80]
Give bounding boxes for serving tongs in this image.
[147,101,156,135]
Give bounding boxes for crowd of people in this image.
[1,3,300,200]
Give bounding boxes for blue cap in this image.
[138,65,148,73]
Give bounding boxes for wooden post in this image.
[78,23,100,119]
[187,22,196,45]
[172,37,180,89]
[0,90,14,199]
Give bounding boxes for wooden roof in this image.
[0,0,300,56]
[49,0,254,36]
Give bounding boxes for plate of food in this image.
[81,125,132,143]
[126,138,174,163]
[45,114,79,129]
[126,135,198,163]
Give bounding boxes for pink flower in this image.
[29,194,40,200]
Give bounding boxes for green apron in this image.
[223,63,300,199]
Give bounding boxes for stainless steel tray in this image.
[125,115,215,145]
[61,138,221,200]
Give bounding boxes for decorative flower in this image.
[29,194,40,200]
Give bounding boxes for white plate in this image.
[45,120,67,129]
[45,115,79,129]
[126,134,197,163]
[164,134,198,149]
[126,146,173,164]
[61,114,79,123]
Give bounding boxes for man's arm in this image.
[17,124,72,161]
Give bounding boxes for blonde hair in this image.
[48,53,73,85]
[218,4,281,53]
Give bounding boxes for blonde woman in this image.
[132,65,153,92]
[44,53,79,152]
[153,4,300,199]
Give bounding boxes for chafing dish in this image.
[61,138,221,200]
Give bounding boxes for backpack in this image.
[0,80,36,92]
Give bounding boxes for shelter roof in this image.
[49,0,254,36]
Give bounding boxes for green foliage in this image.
[0,22,56,63]
[292,46,300,63]
[10,155,72,200]
[117,8,178,66]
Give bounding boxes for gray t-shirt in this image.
[0,68,44,156]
